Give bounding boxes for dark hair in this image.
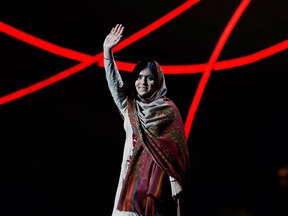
[132,58,159,84]
[127,58,159,97]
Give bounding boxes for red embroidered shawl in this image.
[117,96,190,215]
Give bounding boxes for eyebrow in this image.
[138,74,155,78]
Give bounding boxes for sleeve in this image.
[104,59,128,111]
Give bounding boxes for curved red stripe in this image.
[184,0,251,138]
[0,0,286,141]
[0,22,93,62]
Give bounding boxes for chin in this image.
[138,91,148,97]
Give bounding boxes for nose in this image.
[140,77,147,85]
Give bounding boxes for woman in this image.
[103,24,190,216]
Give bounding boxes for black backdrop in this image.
[0,0,287,215]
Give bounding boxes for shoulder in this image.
[163,98,181,113]
[159,98,182,120]
[163,99,185,128]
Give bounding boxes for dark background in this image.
[0,0,287,215]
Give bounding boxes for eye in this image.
[147,75,155,81]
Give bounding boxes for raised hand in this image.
[103,24,124,50]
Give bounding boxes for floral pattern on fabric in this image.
[117,96,190,215]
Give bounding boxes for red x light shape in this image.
[0,0,287,139]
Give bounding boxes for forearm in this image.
[104,56,127,110]
[103,46,113,60]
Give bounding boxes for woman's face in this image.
[135,68,157,98]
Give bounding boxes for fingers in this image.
[106,24,124,47]
[115,24,124,35]
[111,24,124,36]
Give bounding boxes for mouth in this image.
[138,87,148,90]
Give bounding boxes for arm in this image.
[103,24,127,111]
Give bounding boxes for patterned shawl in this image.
[117,60,190,215]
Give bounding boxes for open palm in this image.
[103,24,124,49]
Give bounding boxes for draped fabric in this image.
[117,60,190,215]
